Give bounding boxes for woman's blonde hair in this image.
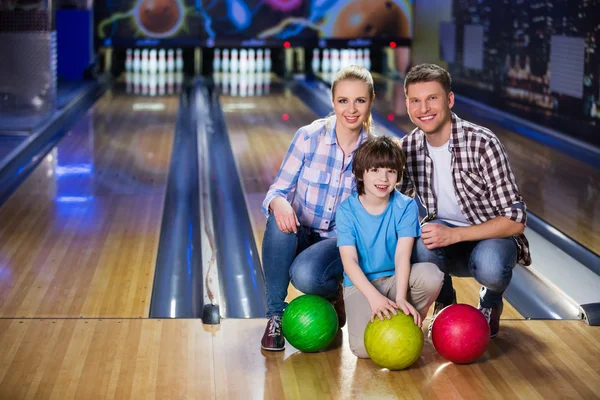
[317,65,376,135]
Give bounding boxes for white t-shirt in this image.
[426,140,470,227]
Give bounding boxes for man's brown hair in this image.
[352,136,406,196]
[404,64,452,96]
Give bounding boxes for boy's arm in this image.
[339,246,399,322]
[394,236,421,326]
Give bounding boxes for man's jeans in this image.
[411,220,518,308]
[262,216,343,318]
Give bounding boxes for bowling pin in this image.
[167,71,174,94]
[265,49,272,72]
[256,72,263,96]
[312,48,320,73]
[248,72,255,97]
[230,73,239,96]
[222,71,230,94]
[133,71,141,94]
[240,73,248,97]
[364,49,371,70]
[230,49,239,73]
[158,72,166,96]
[264,72,271,94]
[357,49,364,68]
[149,49,158,73]
[248,49,256,73]
[141,72,149,95]
[321,49,330,72]
[213,48,221,73]
[133,49,141,72]
[331,49,340,73]
[175,71,183,92]
[222,49,230,72]
[126,49,133,71]
[175,48,183,72]
[350,49,357,66]
[141,49,149,73]
[240,49,248,72]
[256,49,264,72]
[158,49,166,73]
[149,72,157,96]
[167,49,175,72]
[213,72,221,91]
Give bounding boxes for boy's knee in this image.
[349,337,370,359]
[411,262,444,296]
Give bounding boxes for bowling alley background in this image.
[414,0,599,146]
[94,0,413,43]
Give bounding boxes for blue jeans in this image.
[411,220,518,308]
[262,215,343,317]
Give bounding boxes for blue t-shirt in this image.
[336,190,421,287]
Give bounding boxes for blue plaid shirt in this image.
[262,117,369,237]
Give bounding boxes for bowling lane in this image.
[370,73,600,257]
[222,75,522,319]
[0,87,178,318]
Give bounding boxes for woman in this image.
[261,65,376,351]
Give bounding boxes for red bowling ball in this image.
[431,304,491,364]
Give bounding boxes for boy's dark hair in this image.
[404,64,452,96]
[353,136,406,196]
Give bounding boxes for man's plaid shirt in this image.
[398,113,531,266]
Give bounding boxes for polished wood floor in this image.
[0,90,177,318]
[371,73,600,256]
[221,82,522,319]
[0,318,598,399]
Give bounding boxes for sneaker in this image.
[261,316,285,351]
[428,288,457,334]
[478,301,503,338]
[331,283,346,328]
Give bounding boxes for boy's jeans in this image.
[262,215,343,318]
[411,220,518,308]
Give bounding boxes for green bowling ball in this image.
[282,295,339,352]
[364,312,424,370]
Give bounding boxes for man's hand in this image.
[421,223,458,249]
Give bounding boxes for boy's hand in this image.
[367,293,399,322]
[395,297,422,327]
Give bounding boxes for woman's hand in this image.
[395,297,422,327]
[270,197,300,234]
[367,293,399,322]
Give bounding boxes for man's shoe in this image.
[331,283,346,328]
[428,289,457,334]
[261,316,285,351]
[478,301,503,338]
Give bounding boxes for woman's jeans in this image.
[262,215,343,318]
[411,220,518,308]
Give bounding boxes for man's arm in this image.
[421,216,524,249]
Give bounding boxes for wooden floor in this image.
[371,74,600,256]
[222,81,522,319]
[0,90,177,318]
[0,318,598,399]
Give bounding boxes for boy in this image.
[336,136,444,358]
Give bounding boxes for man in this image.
[398,64,531,337]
